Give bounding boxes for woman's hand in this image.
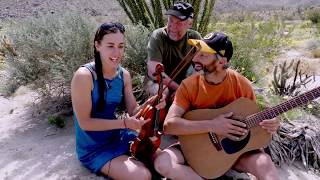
[124,115,151,131]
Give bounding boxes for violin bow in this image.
[163,42,201,93]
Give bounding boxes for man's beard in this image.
[193,62,203,72]
[167,29,184,41]
[203,62,217,74]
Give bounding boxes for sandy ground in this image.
[0,47,319,179]
[0,85,320,180]
[0,87,101,180]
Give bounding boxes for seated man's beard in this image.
[193,62,203,72]
[203,64,217,73]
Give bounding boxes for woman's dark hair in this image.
[94,22,125,111]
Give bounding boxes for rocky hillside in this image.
[215,0,320,12]
[1,0,320,20]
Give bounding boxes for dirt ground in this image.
[1,85,320,180]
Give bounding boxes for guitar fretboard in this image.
[246,86,320,128]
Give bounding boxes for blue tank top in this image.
[74,63,136,167]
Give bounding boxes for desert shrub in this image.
[1,13,155,106]
[122,23,151,101]
[48,115,66,128]
[306,7,320,24]
[304,101,320,119]
[1,11,96,98]
[271,60,314,96]
[255,94,267,111]
[298,20,313,29]
[123,23,150,77]
[210,18,292,81]
[218,11,263,23]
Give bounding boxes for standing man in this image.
[153,32,280,180]
[145,1,202,99]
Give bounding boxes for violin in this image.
[130,64,166,167]
[130,42,201,167]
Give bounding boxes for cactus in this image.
[271,60,315,96]
[196,0,215,35]
[116,0,215,35]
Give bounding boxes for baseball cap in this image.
[188,32,233,61]
[165,1,194,21]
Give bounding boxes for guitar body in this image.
[179,97,272,179]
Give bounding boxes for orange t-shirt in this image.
[174,69,256,112]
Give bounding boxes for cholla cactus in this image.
[116,0,215,35]
[272,60,314,96]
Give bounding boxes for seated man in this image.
[144,1,201,100]
[154,32,279,180]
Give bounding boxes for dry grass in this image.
[270,120,320,171]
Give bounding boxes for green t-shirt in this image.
[147,27,201,84]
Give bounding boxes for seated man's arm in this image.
[163,103,214,135]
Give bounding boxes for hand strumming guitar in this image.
[210,112,248,140]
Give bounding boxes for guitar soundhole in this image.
[221,131,251,154]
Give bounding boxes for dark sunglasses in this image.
[99,22,125,33]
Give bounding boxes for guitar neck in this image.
[246,86,320,128]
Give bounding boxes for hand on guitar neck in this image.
[259,118,280,134]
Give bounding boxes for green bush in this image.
[256,94,267,111]
[122,23,151,101]
[1,11,96,97]
[48,115,66,128]
[306,7,320,24]
[304,101,320,119]
[210,18,292,81]
[123,23,150,77]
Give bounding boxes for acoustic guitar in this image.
[179,86,320,179]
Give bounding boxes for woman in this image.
[71,22,165,179]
